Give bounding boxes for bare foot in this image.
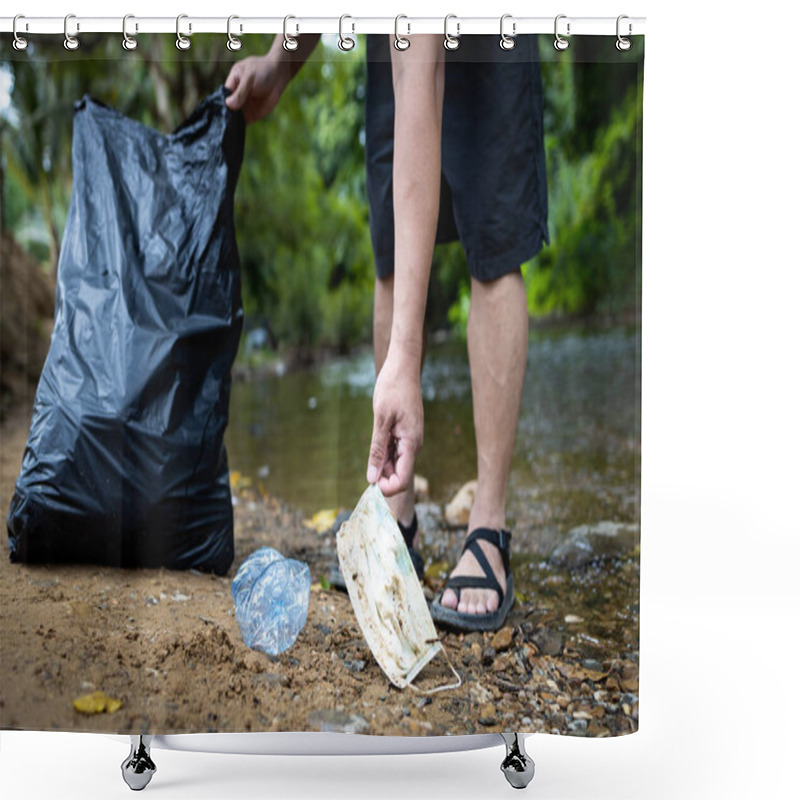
[440,538,506,615]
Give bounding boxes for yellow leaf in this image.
[229,470,242,489]
[424,561,450,580]
[73,690,123,715]
[303,508,338,533]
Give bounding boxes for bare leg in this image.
[441,270,528,615]
[374,275,417,530]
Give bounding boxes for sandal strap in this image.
[444,527,512,604]
[463,527,512,572]
[446,573,504,601]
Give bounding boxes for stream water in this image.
[227,324,640,520]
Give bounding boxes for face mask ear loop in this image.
[408,646,463,695]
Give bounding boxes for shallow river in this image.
[227,324,640,524]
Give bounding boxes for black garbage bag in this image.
[7,88,245,573]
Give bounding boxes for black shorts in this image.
[365,35,549,282]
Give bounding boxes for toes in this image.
[441,589,458,610]
[456,591,495,616]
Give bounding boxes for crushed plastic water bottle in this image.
[231,547,311,655]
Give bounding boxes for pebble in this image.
[307,709,369,734]
[343,659,366,673]
[532,630,564,656]
[551,521,639,569]
[478,703,498,726]
[482,647,496,667]
[491,626,514,652]
[444,480,477,527]
[492,653,514,674]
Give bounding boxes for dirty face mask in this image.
[337,484,461,693]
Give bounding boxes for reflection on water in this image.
[226,325,640,525]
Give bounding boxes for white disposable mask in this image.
[337,484,461,693]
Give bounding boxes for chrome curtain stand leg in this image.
[121,735,157,791]
[500,733,535,789]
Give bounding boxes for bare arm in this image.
[224,34,320,124]
[367,36,445,492]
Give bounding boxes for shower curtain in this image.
[0,21,643,740]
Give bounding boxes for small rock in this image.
[444,480,477,527]
[532,630,564,656]
[416,697,432,709]
[308,709,369,734]
[404,719,432,735]
[567,719,589,733]
[550,522,639,569]
[145,596,159,607]
[469,682,493,705]
[343,659,366,673]
[413,475,429,501]
[482,646,496,667]
[492,653,514,674]
[478,703,497,726]
[564,614,584,624]
[415,503,443,539]
[491,626,514,652]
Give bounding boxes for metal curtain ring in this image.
[616,14,632,51]
[12,14,28,51]
[227,15,242,51]
[444,14,460,51]
[64,13,79,51]
[338,15,355,51]
[176,14,191,50]
[122,14,138,51]
[394,15,410,51]
[554,14,570,51]
[283,15,299,51]
[499,14,516,50]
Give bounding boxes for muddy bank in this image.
[0,411,638,738]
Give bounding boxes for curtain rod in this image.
[1,15,646,38]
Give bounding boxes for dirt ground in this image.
[0,403,639,738]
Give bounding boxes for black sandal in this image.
[430,528,514,632]
[329,513,423,591]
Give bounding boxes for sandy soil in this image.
[0,405,639,738]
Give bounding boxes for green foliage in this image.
[529,51,643,318]
[233,41,373,353]
[2,35,643,352]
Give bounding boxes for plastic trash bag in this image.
[231,547,311,655]
[6,88,245,573]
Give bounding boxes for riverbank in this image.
[1,406,639,738]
